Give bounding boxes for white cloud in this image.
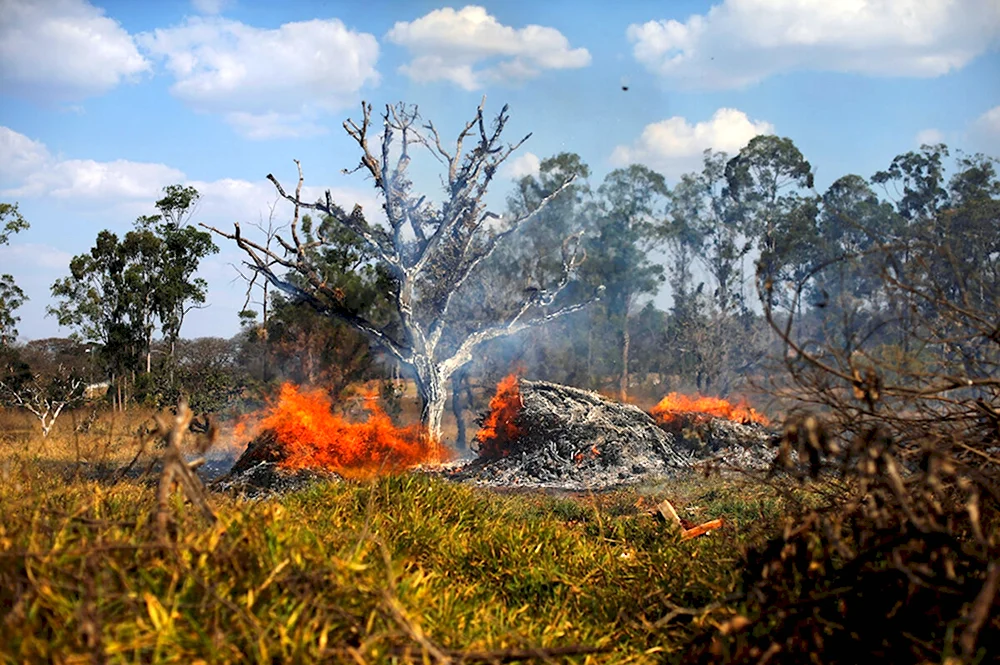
[0,127,50,182]
[137,16,379,138]
[225,111,329,140]
[970,105,1000,156]
[0,0,150,101]
[0,126,185,201]
[191,0,233,15]
[0,126,382,226]
[2,126,184,200]
[503,152,541,180]
[386,6,590,90]
[628,0,1000,90]
[0,243,73,271]
[611,108,774,176]
[915,128,946,146]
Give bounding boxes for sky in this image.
[1,0,998,343]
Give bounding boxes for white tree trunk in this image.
[412,357,448,452]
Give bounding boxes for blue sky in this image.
[1,0,998,342]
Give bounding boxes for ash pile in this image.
[655,414,775,470]
[452,379,694,490]
[452,379,775,490]
[211,430,339,499]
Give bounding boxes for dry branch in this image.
[150,398,218,539]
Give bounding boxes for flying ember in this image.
[651,392,770,426]
[238,382,440,478]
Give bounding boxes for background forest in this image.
[2,138,996,453]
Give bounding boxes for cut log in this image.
[681,518,724,540]
[649,498,725,540]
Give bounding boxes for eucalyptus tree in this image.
[672,150,750,315]
[206,101,601,444]
[139,185,218,380]
[724,135,818,308]
[584,164,668,400]
[0,202,29,346]
[49,186,216,407]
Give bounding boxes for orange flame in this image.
[651,392,770,426]
[475,374,523,458]
[241,382,440,478]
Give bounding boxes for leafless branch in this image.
[153,398,217,540]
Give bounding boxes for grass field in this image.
[0,405,798,664]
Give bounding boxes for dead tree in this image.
[0,369,84,438]
[206,100,600,445]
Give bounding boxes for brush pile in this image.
[453,379,773,489]
[212,430,339,499]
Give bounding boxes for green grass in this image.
[0,413,796,664]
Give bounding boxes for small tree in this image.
[0,367,85,438]
[207,100,600,443]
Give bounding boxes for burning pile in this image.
[650,392,774,468]
[454,378,692,489]
[651,393,769,427]
[217,383,440,496]
[456,378,776,489]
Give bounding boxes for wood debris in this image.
[650,498,724,540]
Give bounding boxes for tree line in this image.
[1,100,996,446]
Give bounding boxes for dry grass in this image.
[0,406,794,664]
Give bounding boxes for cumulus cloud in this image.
[0,0,150,101]
[611,108,774,176]
[503,152,541,180]
[0,125,382,223]
[0,126,184,200]
[915,128,946,147]
[628,0,1000,89]
[386,5,590,90]
[0,127,50,182]
[137,16,379,138]
[9,159,187,201]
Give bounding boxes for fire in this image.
[241,382,439,477]
[651,392,770,426]
[475,373,523,458]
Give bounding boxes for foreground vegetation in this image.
[0,418,790,664]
